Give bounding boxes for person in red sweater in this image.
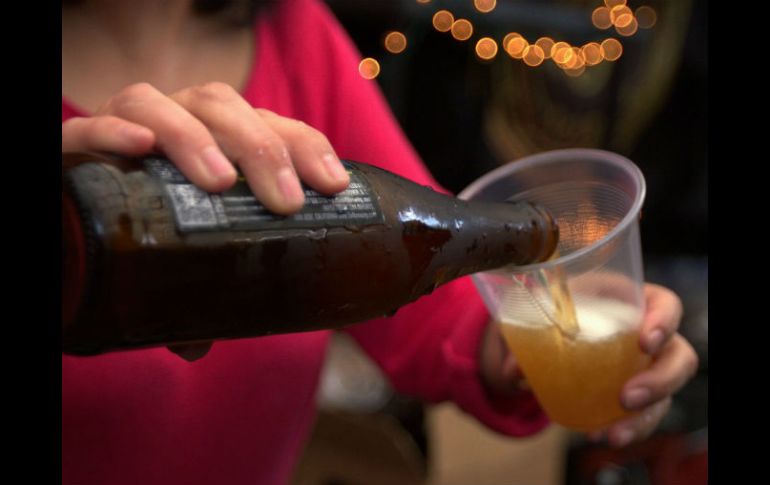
[62,1,699,484]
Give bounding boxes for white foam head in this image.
[500,297,641,341]
[573,299,640,341]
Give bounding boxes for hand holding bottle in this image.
[62,82,351,215]
[62,82,352,361]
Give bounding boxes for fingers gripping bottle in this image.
[62,153,559,355]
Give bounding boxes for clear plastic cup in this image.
[458,148,650,432]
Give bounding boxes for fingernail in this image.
[643,407,657,425]
[119,125,152,145]
[322,153,349,183]
[645,329,665,354]
[201,146,236,181]
[623,388,651,410]
[277,167,305,207]
[614,428,635,447]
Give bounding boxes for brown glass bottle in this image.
[62,153,558,355]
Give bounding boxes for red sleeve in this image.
[291,0,549,437]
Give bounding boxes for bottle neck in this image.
[399,199,559,294]
[455,199,557,269]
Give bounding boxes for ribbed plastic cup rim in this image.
[458,148,646,272]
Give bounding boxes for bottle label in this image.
[144,158,385,232]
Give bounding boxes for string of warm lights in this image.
[358,0,657,79]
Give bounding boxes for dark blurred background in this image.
[294,1,707,484]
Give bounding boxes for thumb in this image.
[479,323,526,397]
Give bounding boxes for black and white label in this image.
[145,158,385,233]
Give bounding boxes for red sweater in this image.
[62,1,548,483]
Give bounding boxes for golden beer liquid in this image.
[498,299,650,432]
[542,263,579,336]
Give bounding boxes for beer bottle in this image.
[62,153,558,355]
